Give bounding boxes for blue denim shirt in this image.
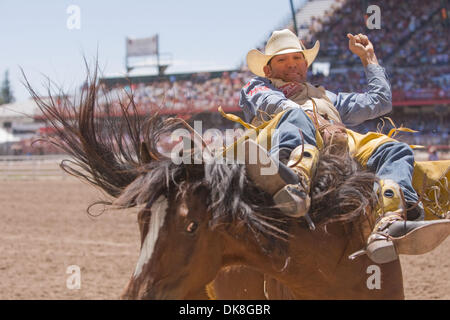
[239,64,392,128]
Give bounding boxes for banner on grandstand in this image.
[126,34,158,57]
[312,62,330,76]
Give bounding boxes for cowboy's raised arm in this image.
[239,76,299,124]
[328,33,392,127]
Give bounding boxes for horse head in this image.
[117,151,295,299]
[119,163,223,299]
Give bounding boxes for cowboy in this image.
[239,29,450,264]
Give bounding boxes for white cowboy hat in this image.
[247,29,320,77]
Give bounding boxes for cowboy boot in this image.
[273,144,319,217]
[240,140,318,218]
[350,179,450,264]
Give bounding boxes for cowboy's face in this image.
[263,52,307,82]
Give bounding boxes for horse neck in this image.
[219,220,405,300]
[287,222,405,299]
[219,226,290,273]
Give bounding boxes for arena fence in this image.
[0,155,68,180]
[0,150,445,180]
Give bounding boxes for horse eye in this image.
[186,221,198,233]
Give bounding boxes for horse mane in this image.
[309,147,379,226]
[24,62,143,198]
[24,62,378,254]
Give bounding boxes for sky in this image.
[0,0,306,103]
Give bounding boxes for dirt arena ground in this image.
[0,175,449,300]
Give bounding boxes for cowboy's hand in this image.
[279,82,305,99]
[347,33,378,66]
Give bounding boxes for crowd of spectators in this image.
[308,65,450,100]
[389,13,448,67]
[253,0,450,99]
[302,0,446,67]
[349,110,449,146]
[102,70,247,114]
[102,63,448,116]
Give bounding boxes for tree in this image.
[0,70,15,105]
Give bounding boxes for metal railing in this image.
[0,154,68,180]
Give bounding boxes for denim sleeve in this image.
[327,64,393,127]
[239,77,299,123]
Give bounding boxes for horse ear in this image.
[183,145,205,179]
[139,141,153,164]
[183,159,205,180]
[176,135,206,180]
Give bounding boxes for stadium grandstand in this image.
[1,0,449,158]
